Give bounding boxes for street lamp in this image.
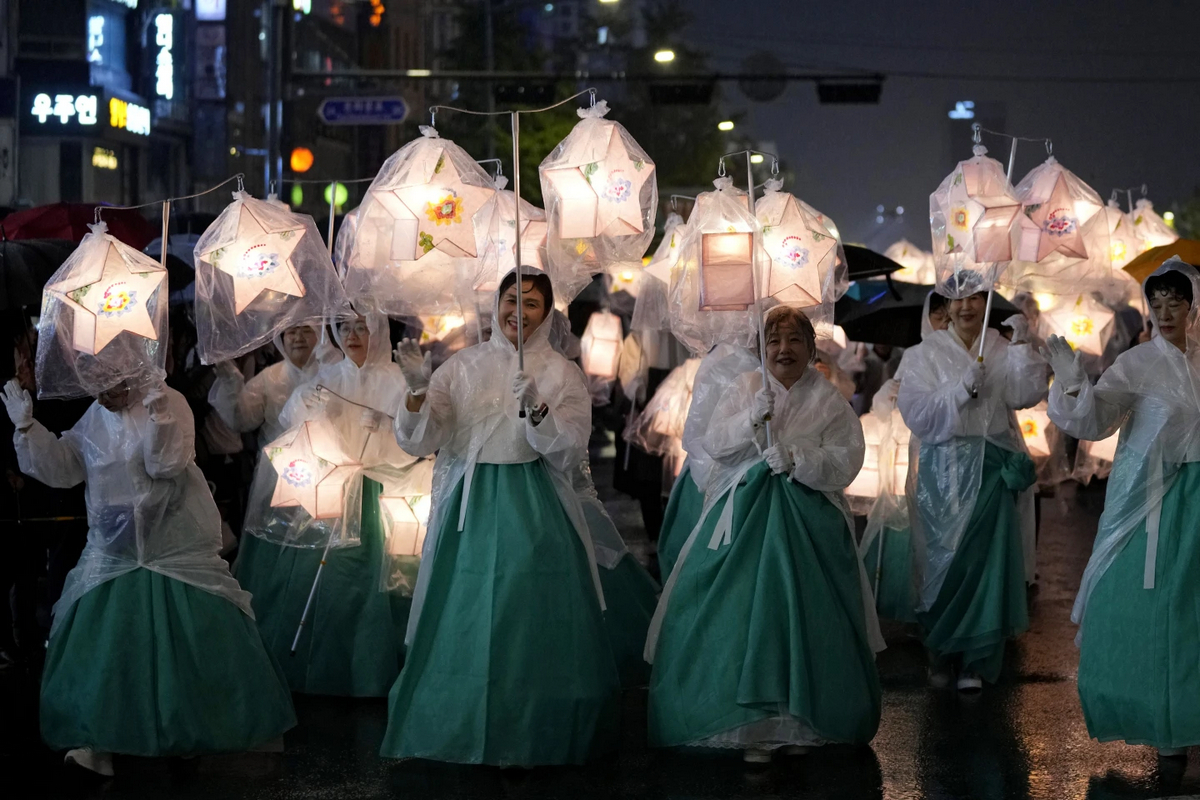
[717,120,734,132]
[654,49,675,63]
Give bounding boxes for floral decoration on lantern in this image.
[344,127,495,316]
[1016,402,1053,459]
[756,179,842,310]
[1132,198,1179,252]
[539,100,658,278]
[885,239,936,285]
[581,309,625,380]
[930,145,1021,297]
[265,418,363,520]
[1042,292,1115,356]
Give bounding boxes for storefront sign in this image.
[109,97,151,136]
[92,147,118,169]
[30,93,100,126]
[154,13,174,101]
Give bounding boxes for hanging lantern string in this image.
[1111,184,1149,214]
[312,383,395,422]
[970,123,1053,156]
[93,172,247,224]
[279,176,378,185]
[475,158,504,180]
[428,86,599,125]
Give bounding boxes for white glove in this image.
[751,388,775,427]
[763,444,795,475]
[360,408,383,431]
[512,371,540,409]
[2,379,33,430]
[1042,334,1087,392]
[1002,314,1031,345]
[395,338,432,394]
[962,361,985,396]
[143,380,171,417]
[301,385,327,413]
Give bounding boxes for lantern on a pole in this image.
[1132,198,1179,252]
[265,418,363,520]
[470,175,549,294]
[1041,293,1115,356]
[580,309,624,380]
[1015,403,1053,459]
[631,212,686,333]
[1094,198,1142,270]
[885,239,936,285]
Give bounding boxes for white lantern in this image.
[631,212,686,334]
[539,100,657,278]
[1093,199,1143,270]
[885,239,936,285]
[1016,402,1053,459]
[846,413,884,513]
[581,310,624,379]
[1042,293,1116,356]
[1132,198,1179,252]
[470,176,550,294]
[380,494,431,558]
[265,419,362,520]
[1089,430,1119,464]
[756,179,843,310]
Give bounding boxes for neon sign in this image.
[109,97,151,136]
[30,94,99,126]
[154,14,174,101]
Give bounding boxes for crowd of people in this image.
[2,254,1199,776]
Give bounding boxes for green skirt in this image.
[862,526,918,624]
[381,461,621,766]
[1078,460,1200,748]
[41,569,296,756]
[234,478,410,697]
[648,461,881,749]
[918,443,1033,683]
[658,468,705,582]
[600,553,660,688]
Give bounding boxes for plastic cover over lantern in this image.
[1094,199,1142,270]
[631,212,685,333]
[37,222,168,399]
[1132,198,1179,252]
[1004,157,1109,293]
[1041,293,1116,356]
[885,239,936,285]
[1016,399,1071,489]
[538,100,658,281]
[344,126,495,316]
[930,145,1022,298]
[624,357,701,477]
[469,176,550,294]
[265,417,363,524]
[581,309,625,380]
[375,458,434,594]
[845,412,886,516]
[194,192,353,364]
[668,178,768,355]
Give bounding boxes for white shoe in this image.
[65,748,114,777]
[781,745,811,756]
[956,673,983,692]
[743,748,773,764]
[1158,746,1188,758]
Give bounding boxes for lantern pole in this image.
[327,181,337,258]
[291,536,335,655]
[741,150,774,448]
[512,111,529,416]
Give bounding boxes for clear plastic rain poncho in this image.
[394,266,603,643]
[332,205,361,277]
[1048,258,1200,644]
[193,192,352,364]
[624,357,701,478]
[930,145,1021,299]
[755,179,849,337]
[885,239,936,285]
[14,384,253,635]
[538,100,658,282]
[1003,156,1110,296]
[857,380,915,595]
[668,178,769,355]
[631,212,685,334]
[1072,429,1120,484]
[1131,197,1180,252]
[36,223,168,400]
[896,325,1048,609]
[344,127,495,316]
[646,361,883,661]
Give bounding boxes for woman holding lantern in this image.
[895,285,1048,692]
[236,312,423,697]
[1046,258,1200,760]
[2,376,295,776]
[382,266,619,766]
[646,305,883,764]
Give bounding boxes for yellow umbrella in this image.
[1123,239,1200,284]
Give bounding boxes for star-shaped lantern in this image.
[756,180,840,309]
[1095,200,1142,270]
[1132,198,1179,252]
[1042,292,1115,356]
[380,494,432,558]
[1012,157,1103,264]
[470,177,550,293]
[885,239,936,285]
[47,226,167,355]
[1016,402,1053,459]
[197,194,307,314]
[539,100,657,274]
[265,418,362,520]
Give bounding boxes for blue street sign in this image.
[317,97,408,126]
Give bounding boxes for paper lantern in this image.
[756,180,840,309]
[930,145,1021,297]
[581,310,624,379]
[631,212,686,333]
[470,177,550,294]
[846,413,884,511]
[265,419,362,520]
[46,227,166,355]
[380,494,431,557]
[885,239,936,285]
[1132,198,1179,252]
[1042,293,1115,356]
[418,313,467,344]
[1016,402,1053,458]
[344,126,495,316]
[196,197,307,314]
[624,357,700,457]
[539,100,658,276]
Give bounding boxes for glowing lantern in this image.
[846,412,885,512]
[265,418,362,520]
[46,224,166,355]
[469,176,551,295]
[379,494,431,558]
[930,145,1021,297]
[539,99,658,276]
[581,309,624,379]
[344,126,495,316]
[418,313,467,344]
[885,239,936,285]
[624,358,700,457]
[1094,199,1142,270]
[1132,198,1179,251]
[631,212,685,333]
[1042,292,1115,356]
[756,179,840,310]
[1016,402,1053,458]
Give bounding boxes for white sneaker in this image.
[65,748,114,777]
[743,748,773,764]
[781,745,811,756]
[956,673,983,692]
[1158,746,1188,758]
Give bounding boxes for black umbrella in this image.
[0,237,78,311]
[835,277,1018,347]
[843,245,903,281]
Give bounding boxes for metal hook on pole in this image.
[237,174,245,193]
[430,108,436,128]
[971,122,982,145]
[771,157,779,176]
[589,89,596,107]
[717,158,726,178]
[1045,139,1053,157]
[269,179,277,197]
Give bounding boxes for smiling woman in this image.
[762,305,816,389]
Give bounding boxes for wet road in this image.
[7,472,1200,799]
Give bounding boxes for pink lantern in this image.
[470,176,549,293]
[756,180,842,310]
[581,310,624,380]
[266,418,362,520]
[539,100,658,277]
[1132,198,1179,252]
[1041,293,1115,356]
[1016,403,1053,459]
[885,239,936,285]
[379,494,431,558]
[930,145,1021,297]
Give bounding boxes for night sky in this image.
[678,0,1200,247]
